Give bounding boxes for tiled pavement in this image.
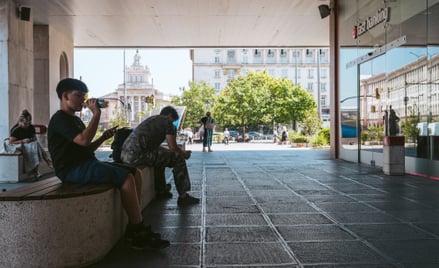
[90,144,439,268]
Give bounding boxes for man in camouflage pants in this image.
[121,106,199,206]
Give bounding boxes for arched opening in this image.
[59,52,69,79]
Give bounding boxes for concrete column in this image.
[0,0,34,139]
[329,0,339,159]
[33,25,50,125]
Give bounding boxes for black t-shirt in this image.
[47,110,95,179]
[10,124,36,140]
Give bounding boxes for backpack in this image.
[110,127,133,163]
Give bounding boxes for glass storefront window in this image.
[338,0,439,176]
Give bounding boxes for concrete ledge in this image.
[0,153,30,182]
[140,166,155,209]
[0,189,125,268]
[0,166,155,268]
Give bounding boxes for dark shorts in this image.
[64,159,137,188]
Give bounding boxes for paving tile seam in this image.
[201,160,208,268]
[326,175,439,240]
[258,166,404,268]
[337,174,437,209]
[222,157,304,268]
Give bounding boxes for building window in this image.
[268,69,275,76]
[254,49,261,57]
[321,96,326,106]
[253,57,262,64]
[306,49,313,57]
[215,83,221,90]
[227,50,236,64]
[267,49,274,57]
[293,49,300,57]
[267,55,275,64]
[242,69,248,76]
[308,69,314,78]
[307,83,313,90]
[280,49,287,56]
[243,56,248,64]
[214,56,220,64]
[228,70,234,79]
[321,69,327,78]
[281,69,288,78]
[214,69,221,78]
[320,83,327,92]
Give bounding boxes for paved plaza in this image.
[88,142,439,268]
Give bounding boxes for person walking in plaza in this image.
[48,78,169,251]
[223,128,230,145]
[121,106,200,206]
[280,126,288,145]
[5,109,53,178]
[200,111,215,152]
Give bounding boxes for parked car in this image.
[247,131,263,140]
[227,130,239,141]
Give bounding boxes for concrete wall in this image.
[34,24,73,124]
[48,26,73,118]
[33,25,50,125]
[0,0,9,138]
[0,0,34,139]
[0,0,74,137]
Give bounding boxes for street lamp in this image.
[409,51,422,59]
[340,95,374,103]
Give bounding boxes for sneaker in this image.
[34,171,42,179]
[130,236,170,251]
[177,194,200,206]
[125,224,161,241]
[156,190,173,200]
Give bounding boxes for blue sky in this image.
[74,48,193,98]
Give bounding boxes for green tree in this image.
[109,108,129,128]
[401,107,420,143]
[299,109,322,137]
[213,71,316,135]
[172,81,216,129]
[213,72,270,134]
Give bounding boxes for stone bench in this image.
[0,166,155,268]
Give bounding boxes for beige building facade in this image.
[96,50,173,128]
[191,48,331,123]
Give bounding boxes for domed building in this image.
[99,50,173,128]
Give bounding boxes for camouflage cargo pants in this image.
[122,148,191,195]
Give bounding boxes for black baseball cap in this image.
[56,78,89,99]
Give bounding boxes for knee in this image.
[121,173,136,189]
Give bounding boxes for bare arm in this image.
[165,134,191,159]
[72,98,101,147]
[88,126,118,151]
[8,136,34,144]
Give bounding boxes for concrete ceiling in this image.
[21,0,330,48]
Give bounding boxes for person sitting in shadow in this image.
[4,109,53,178]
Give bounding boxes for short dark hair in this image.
[56,78,88,99]
[160,106,179,121]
